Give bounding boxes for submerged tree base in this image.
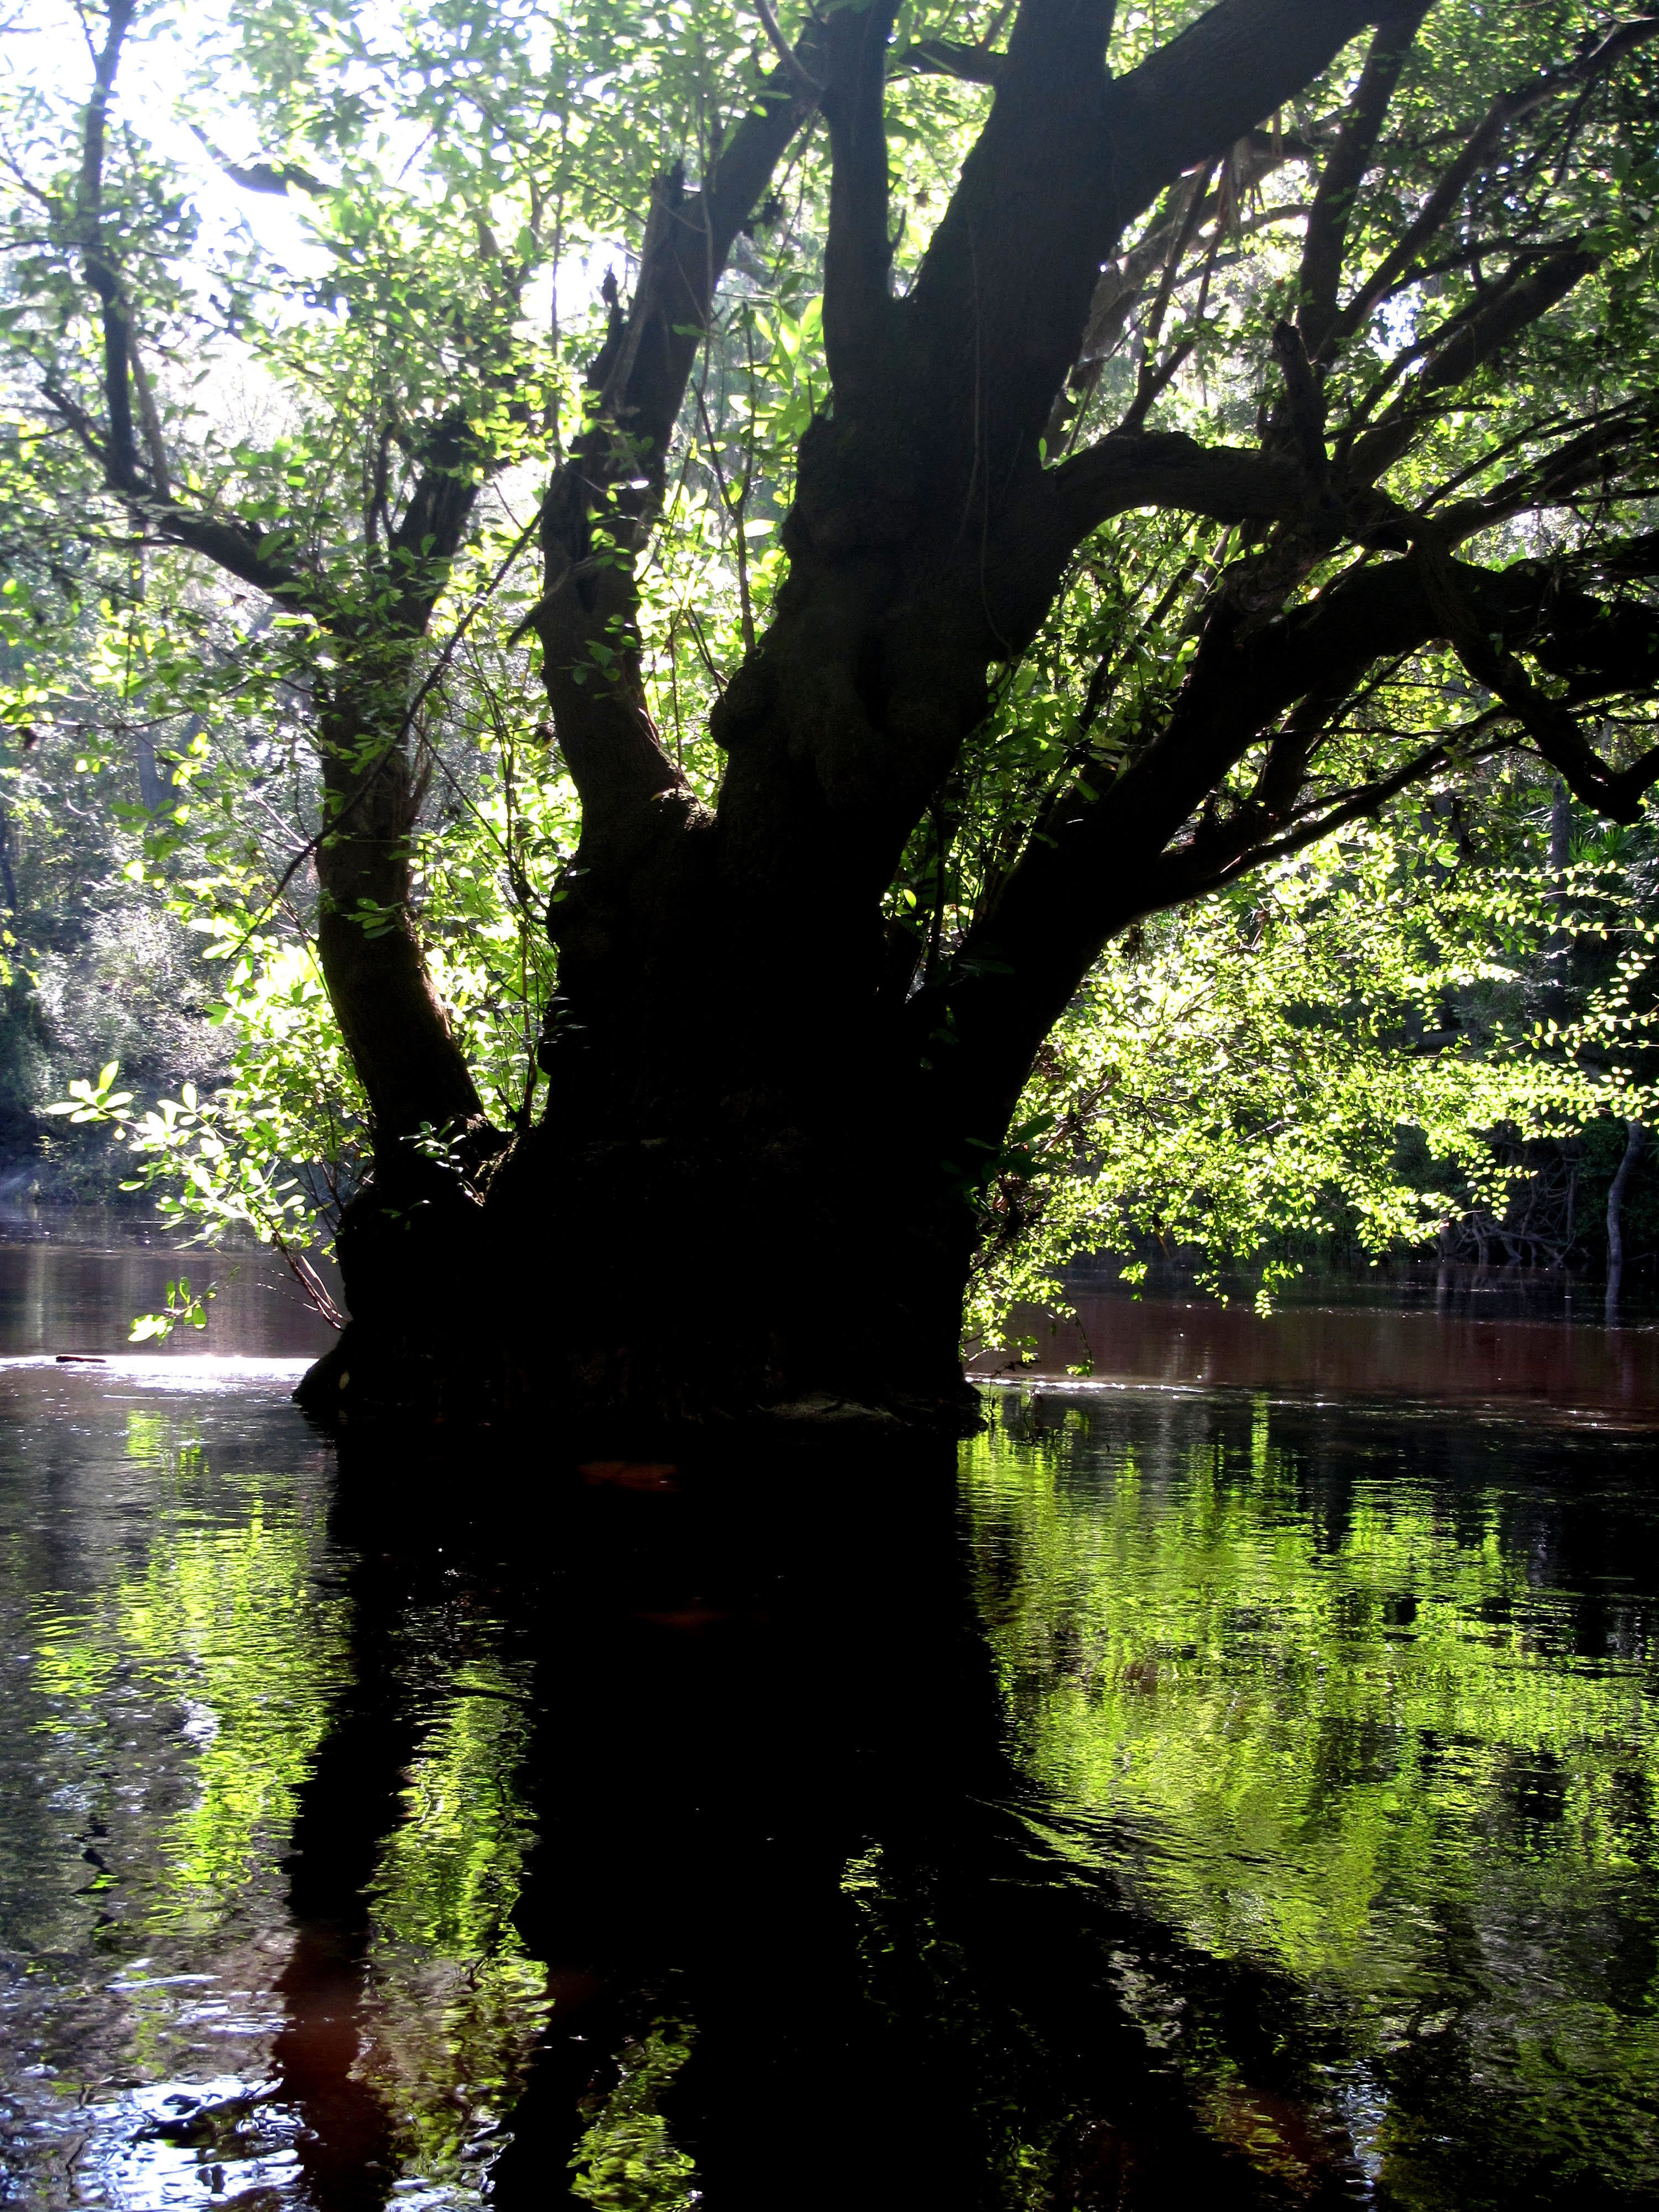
[293,1086,989,1448]
[293,1324,987,1445]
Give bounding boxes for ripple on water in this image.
[1,1337,1657,2210]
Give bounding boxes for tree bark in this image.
[312,694,485,1152]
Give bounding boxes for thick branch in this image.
[154,510,309,601]
[902,38,1005,84]
[1102,0,1392,235]
[386,410,484,631]
[1433,402,1659,544]
[754,0,824,97]
[986,432,1303,645]
[1269,317,1328,481]
[901,0,1117,510]
[1297,7,1427,356]
[900,0,1388,612]
[60,7,330,605]
[536,43,824,826]
[1413,529,1659,821]
[930,538,1659,1144]
[1347,243,1600,484]
[1144,735,1472,908]
[822,0,900,398]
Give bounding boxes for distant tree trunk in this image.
[133,731,175,815]
[1605,1120,1646,1322]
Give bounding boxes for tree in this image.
[6,0,1659,1432]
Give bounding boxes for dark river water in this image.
[2,1217,1657,2208]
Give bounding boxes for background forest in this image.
[2,0,1657,1337]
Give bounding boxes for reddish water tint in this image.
[0,1204,338,1360]
[973,1284,1659,1420]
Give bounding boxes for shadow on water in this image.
[2,1347,1658,2208]
[323,1427,1339,2212]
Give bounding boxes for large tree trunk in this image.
[305,884,984,1434]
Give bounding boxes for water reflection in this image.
[0,1366,544,2208]
[968,1390,1659,2205]
[1,1350,1656,2209]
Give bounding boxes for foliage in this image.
[967,822,1659,1339]
[43,952,357,1332]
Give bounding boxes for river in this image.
[1,1213,1656,2208]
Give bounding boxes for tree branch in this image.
[1433,401,1659,544]
[1412,526,1659,822]
[753,0,824,98]
[54,3,339,607]
[1048,132,1316,449]
[1347,242,1600,484]
[1102,0,1392,236]
[928,533,1659,1144]
[1325,15,1659,357]
[1143,735,1475,908]
[74,0,139,495]
[901,38,1005,85]
[535,39,826,826]
[898,0,1387,611]
[821,0,900,399]
[985,432,1304,647]
[1296,7,1427,357]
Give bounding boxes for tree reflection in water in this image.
[963,1390,1659,2206]
[2,1370,1656,2209]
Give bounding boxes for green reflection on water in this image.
[30,1411,347,1934]
[962,1403,1659,2194]
[568,2017,699,2211]
[364,1662,551,2184]
[15,1402,551,2204]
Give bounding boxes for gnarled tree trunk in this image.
[306,0,1396,1435]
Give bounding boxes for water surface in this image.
[974,1277,1659,1419]
[0,1204,337,1361]
[1,1230,1656,2208]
